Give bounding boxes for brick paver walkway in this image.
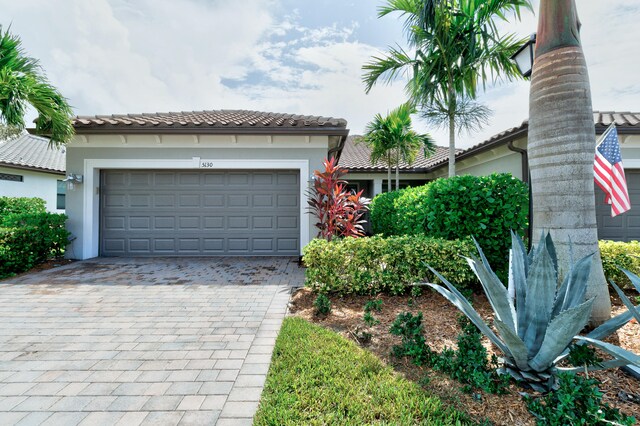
[0,258,300,425]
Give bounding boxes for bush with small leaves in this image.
[363,311,380,327]
[389,312,432,365]
[364,299,383,313]
[313,293,332,316]
[525,373,636,426]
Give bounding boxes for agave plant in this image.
[426,232,640,392]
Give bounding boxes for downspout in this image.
[507,140,532,247]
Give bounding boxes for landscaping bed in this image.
[289,287,640,426]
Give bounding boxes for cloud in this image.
[1,0,637,150]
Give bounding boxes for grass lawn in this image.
[254,317,474,425]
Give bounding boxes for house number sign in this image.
[199,160,215,168]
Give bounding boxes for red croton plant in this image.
[307,157,370,241]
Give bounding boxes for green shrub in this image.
[390,312,433,365]
[303,235,477,295]
[599,240,640,289]
[0,213,70,278]
[525,373,635,425]
[369,190,402,235]
[423,173,528,273]
[393,185,432,235]
[313,293,332,316]
[0,197,46,216]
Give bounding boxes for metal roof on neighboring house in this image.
[73,109,349,134]
[0,133,65,174]
[339,135,453,172]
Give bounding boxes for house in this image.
[65,109,349,259]
[340,111,640,241]
[0,133,66,212]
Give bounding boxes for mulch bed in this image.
[289,287,640,426]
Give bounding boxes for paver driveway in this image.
[0,257,302,425]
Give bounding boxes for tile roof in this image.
[426,111,640,170]
[74,109,348,133]
[339,135,452,172]
[0,133,65,173]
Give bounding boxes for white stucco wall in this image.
[0,166,64,213]
[65,133,332,259]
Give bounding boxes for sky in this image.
[1,0,639,149]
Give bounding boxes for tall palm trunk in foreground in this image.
[528,0,611,324]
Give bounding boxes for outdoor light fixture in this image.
[63,173,83,190]
[511,33,536,78]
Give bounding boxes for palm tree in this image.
[363,0,531,177]
[0,26,74,146]
[528,0,611,324]
[363,103,435,192]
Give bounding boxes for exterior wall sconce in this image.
[510,33,536,78]
[64,173,83,190]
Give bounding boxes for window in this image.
[0,172,23,182]
[56,180,66,210]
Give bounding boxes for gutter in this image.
[72,126,351,137]
[0,162,65,176]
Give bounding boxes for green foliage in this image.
[369,190,401,235]
[599,240,640,289]
[313,293,331,316]
[303,235,477,295]
[0,208,71,278]
[0,26,75,145]
[254,317,470,425]
[432,317,510,394]
[0,196,46,216]
[363,311,380,327]
[567,345,603,369]
[423,174,529,273]
[394,184,432,235]
[525,373,636,426]
[364,299,383,313]
[411,286,423,298]
[389,312,433,365]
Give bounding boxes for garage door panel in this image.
[101,169,300,256]
[596,170,640,241]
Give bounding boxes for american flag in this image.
[594,124,630,217]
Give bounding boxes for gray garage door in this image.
[596,170,640,241]
[100,170,300,256]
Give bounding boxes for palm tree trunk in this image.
[395,150,400,190]
[528,0,611,324]
[448,113,456,177]
[387,153,392,192]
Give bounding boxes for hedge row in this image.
[369,174,529,274]
[0,198,70,278]
[600,240,640,290]
[303,235,477,295]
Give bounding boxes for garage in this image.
[100,169,300,256]
[596,170,640,241]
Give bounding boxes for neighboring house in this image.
[340,111,640,242]
[66,109,348,259]
[0,133,66,213]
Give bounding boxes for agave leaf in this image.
[468,237,516,332]
[529,298,594,372]
[523,245,557,357]
[466,254,516,333]
[510,231,528,338]
[557,359,630,373]
[494,318,530,371]
[426,283,512,358]
[620,267,640,293]
[425,265,512,358]
[575,336,640,368]
[586,310,635,341]
[552,254,593,318]
[545,232,558,278]
[608,279,640,324]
